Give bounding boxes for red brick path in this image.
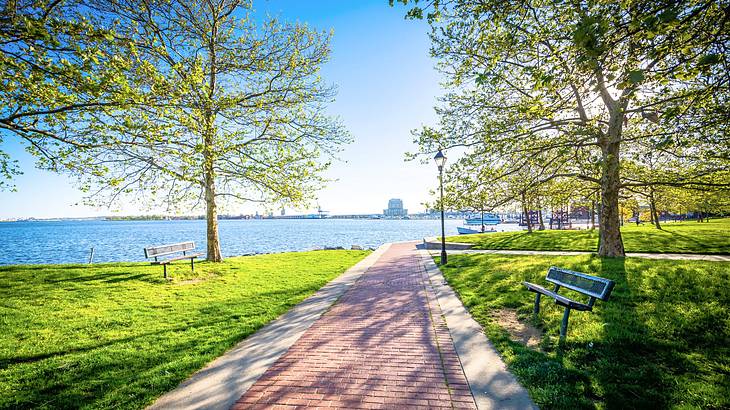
[232,242,477,409]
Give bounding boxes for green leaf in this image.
[658,8,679,24]
[628,70,645,84]
[698,54,720,66]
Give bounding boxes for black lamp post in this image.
[434,150,447,265]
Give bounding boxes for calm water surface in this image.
[0,219,521,265]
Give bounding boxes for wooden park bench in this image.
[523,267,615,339]
[143,241,203,278]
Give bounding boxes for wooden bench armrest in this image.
[523,281,591,311]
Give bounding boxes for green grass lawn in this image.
[0,250,369,409]
[447,218,730,254]
[438,254,730,409]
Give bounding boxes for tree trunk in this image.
[649,206,655,225]
[618,199,624,226]
[598,139,625,257]
[567,204,572,229]
[203,15,222,262]
[590,198,596,229]
[521,191,532,233]
[649,189,661,229]
[204,169,223,262]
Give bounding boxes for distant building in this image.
[384,198,408,218]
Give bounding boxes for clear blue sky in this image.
[0,0,443,218]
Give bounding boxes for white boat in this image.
[457,226,480,234]
[457,225,498,235]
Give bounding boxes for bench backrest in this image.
[144,241,195,259]
[546,267,615,301]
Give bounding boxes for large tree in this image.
[397,0,730,256]
[3,0,348,261]
[79,0,348,261]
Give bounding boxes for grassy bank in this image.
[438,254,730,409]
[0,250,369,409]
[447,218,730,254]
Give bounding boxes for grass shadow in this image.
[42,270,159,284]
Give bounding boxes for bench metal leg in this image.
[163,264,167,279]
[560,307,571,339]
[190,258,194,272]
[533,293,541,314]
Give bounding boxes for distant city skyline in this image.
[0,0,444,219]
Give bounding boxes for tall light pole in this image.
[434,150,447,265]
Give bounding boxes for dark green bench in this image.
[523,267,615,339]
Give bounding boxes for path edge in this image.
[147,244,390,410]
[427,247,730,262]
[419,250,537,410]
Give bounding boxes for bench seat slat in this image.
[523,281,592,311]
[151,253,203,265]
[546,267,615,300]
[144,241,196,258]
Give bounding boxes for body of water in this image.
[0,218,523,265]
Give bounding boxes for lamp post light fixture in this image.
[434,150,447,265]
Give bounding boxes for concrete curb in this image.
[429,248,730,261]
[419,250,537,410]
[148,244,390,410]
[423,237,475,250]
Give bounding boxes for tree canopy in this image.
[2,0,349,261]
[1,0,138,190]
[397,0,730,256]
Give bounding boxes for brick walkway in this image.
[232,242,477,409]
